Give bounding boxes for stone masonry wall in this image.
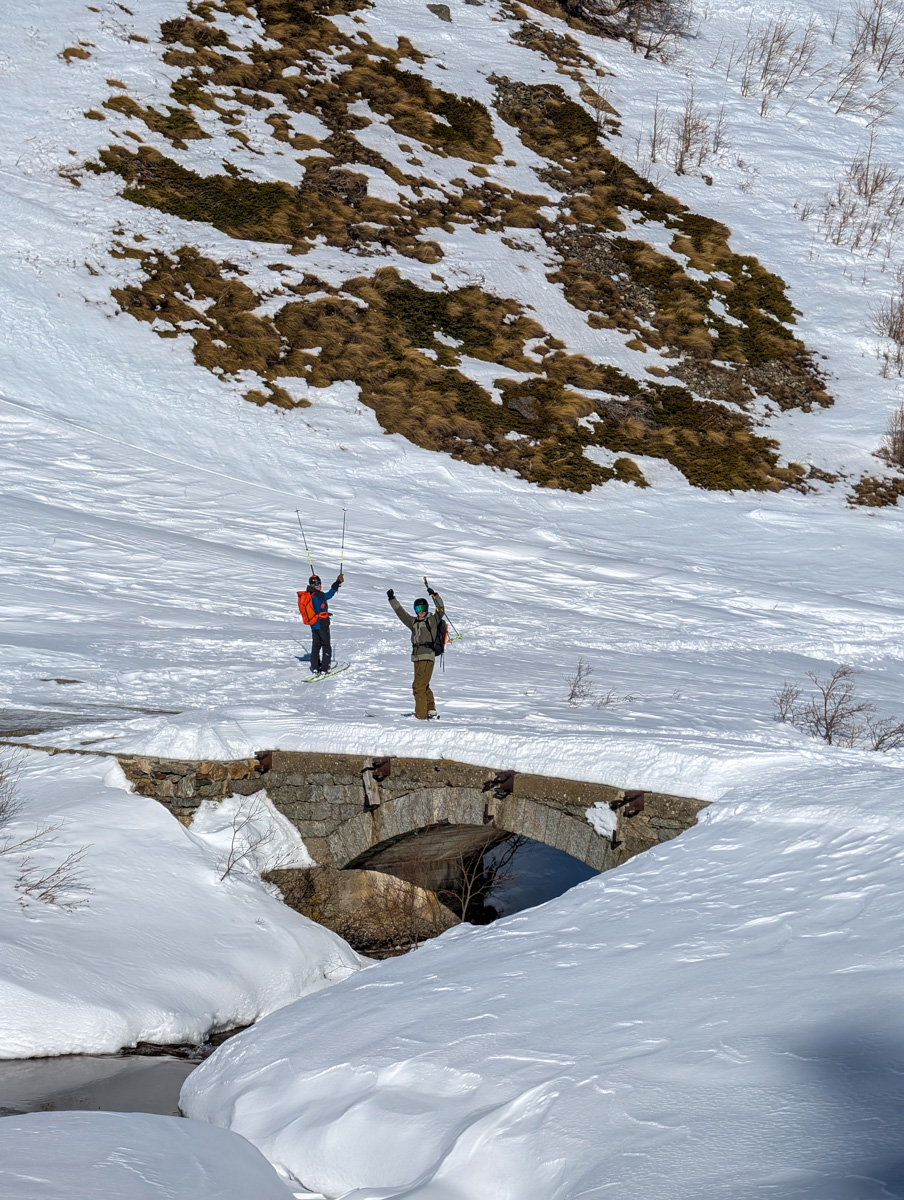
[118,750,708,880]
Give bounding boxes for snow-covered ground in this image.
[0,1111,294,1198]
[0,751,363,1059]
[2,0,904,1194]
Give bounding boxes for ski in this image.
[300,660,351,682]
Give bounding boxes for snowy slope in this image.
[2,0,904,1194]
[183,756,904,1199]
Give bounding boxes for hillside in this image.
[3,0,904,1196]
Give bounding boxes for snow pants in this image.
[311,623,332,673]
[412,657,435,719]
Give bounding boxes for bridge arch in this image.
[332,786,616,883]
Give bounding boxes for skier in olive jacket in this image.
[387,585,444,719]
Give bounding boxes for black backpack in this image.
[431,614,449,656]
[419,612,448,656]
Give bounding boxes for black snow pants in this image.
[311,623,332,673]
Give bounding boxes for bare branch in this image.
[566,659,595,706]
[773,665,903,751]
[16,846,93,911]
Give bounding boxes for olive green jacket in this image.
[390,593,445,661]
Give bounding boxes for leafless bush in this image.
[819,135,904,262]
[566,659,596,706]
[587,71,613,134]
[637,91,729,178]
[15,847,93,911]
[733,12,823,115]
[561,0,693,58]
[883,400,904,461]
[669,85,712,173]
[872,271,904,374]
[850,0,904,78]
[336,872,445,955]
[439,833,527,923]
[773,664,904,750]
[566,661,641,707]
[774,680,803,723]
[0,754,23,827]
[218,794,273,881]
[828,53,898,120]
[0,757,93,912]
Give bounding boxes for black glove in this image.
[387,589,394,600]
[332,576,343,590]
[427,587,436,596]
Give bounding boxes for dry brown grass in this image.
[94,0,829,494]
[115,248,804,492]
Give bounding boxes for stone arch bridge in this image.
[121,751,706,918]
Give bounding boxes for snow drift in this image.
[0,752,364,1058]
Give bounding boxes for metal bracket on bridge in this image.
[361,757,391,810]
[610,790,645,817]
[481,769,516,821]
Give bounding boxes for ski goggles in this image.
[413,600,428,614]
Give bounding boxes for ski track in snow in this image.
[3,0,904,1195]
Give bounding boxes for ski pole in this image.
[339,508,347,574]
[296,510,316,575]
[424,575,460,636]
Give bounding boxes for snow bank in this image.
[0,1111,293,1199]
[0,752,364,1058]
[190,790,316,874]
[182,756,904,1199]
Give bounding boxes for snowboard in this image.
[299,660,350,682]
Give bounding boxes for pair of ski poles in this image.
[294,511,461,636]
[296,508,346,578]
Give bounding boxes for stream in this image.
[0,1053,197,1118]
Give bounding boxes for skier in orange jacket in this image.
[297,573,343,674]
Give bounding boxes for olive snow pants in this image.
[311,624,332,673]
[412,658,435,719]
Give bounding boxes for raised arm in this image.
[428,588,444,617]
[388,591,415,630]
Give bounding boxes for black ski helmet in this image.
[413,597,429,614]
[309,575,321,588]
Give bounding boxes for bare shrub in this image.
[636,90,729,178]
[15,847,93,911]
[883,401,904,462]
[773,664,904,750]
[669,85,712,173]
[561,0,693,59]
[774,680,802,723]
[736,12,823,115]
[850,0,904,78]
[0,756,93,911]
[872,272,904,374]
[439,833,527,922]
[566,659,595,705]
[819,135,904,262]
[218,794,272,881]
[587,71,612,134]
[0,754,23,827]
